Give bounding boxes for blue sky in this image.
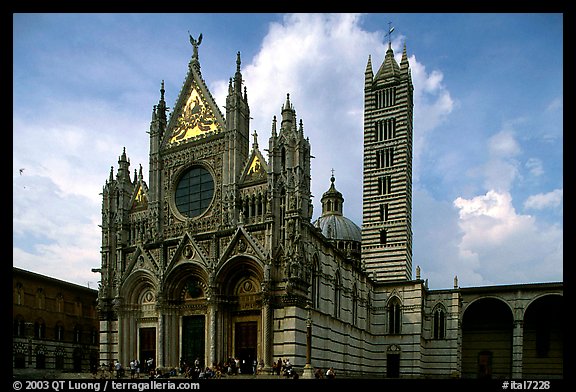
[13,13,563,290]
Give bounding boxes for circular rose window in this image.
[175,165,214,218]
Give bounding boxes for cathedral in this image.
[95,35,563,379]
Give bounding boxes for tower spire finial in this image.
[385,22,395,48]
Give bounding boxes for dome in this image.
[313,172,362,243]
[314,214,362,242]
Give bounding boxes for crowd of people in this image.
[96,356,336,380]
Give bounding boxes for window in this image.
[55,323,65,341]
[13,317,26,337]
[380,230,387,245]
[280,188,286,242]
[36,288,45,309]
[388,298,401,334]
[175,166,214,218]
[352,284,358,327]
[380,203,389,221]
[377,176,392,195]
[433,306,446,339]
[376,148,394,168]
[375,87,397,108]
[311,258,320,309]
[74,326,83,344]
[333,272,341,318]
[15,283,23,305]
[91,328,99,345]
[34,320,46,339]
[366,294,372,332]
[375,118,396,141]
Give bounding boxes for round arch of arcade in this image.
[460,293,562,379]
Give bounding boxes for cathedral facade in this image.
[96,36,563,379]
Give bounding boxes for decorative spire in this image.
[400,42,409,71]
[365,54,373,75]
[156,80,167,122]
[271,115,277,137]
[281,93,295,131]
[234,51,243,94]
[374,24,400,81]
[375,42,400,81]
[283,93,292,111]
[119,147,127,163]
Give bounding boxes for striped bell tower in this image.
[361,39,414,282]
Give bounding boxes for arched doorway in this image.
[216,255,264,372]
[462,297,513,379]
[162,264,210,370]
[523,295,563,378]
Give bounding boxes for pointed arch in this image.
[311,254,320,309]
[352,282,358,326]
[432,302,447,339]
[387,295,402,334]
[333,270,341,318]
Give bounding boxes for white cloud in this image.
[13,174,101,288]
[488,128,521,158]
[525,158,544,177]
[212,13,454,225]
[14,14,561,291]
[524,188,563,210]
[479,128,522,192]
[452,189,562,285]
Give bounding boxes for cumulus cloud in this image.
[451,189,563,285]
[211,13,454,224]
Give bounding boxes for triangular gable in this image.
[166,232,210,272]
[240,148,268,185]
[219,226,266,264]
[163,66,225,147]
[124,245,160,277]
[130,182,148,211]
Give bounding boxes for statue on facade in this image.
[189,32,203,60]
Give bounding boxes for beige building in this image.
[12,267,99,375]
[95,36,563,379]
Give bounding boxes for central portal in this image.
[235,321,257,374]
[182,315,205,368]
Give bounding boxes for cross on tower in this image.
[385,22,395,46]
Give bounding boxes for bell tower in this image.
[361,40,414,282]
